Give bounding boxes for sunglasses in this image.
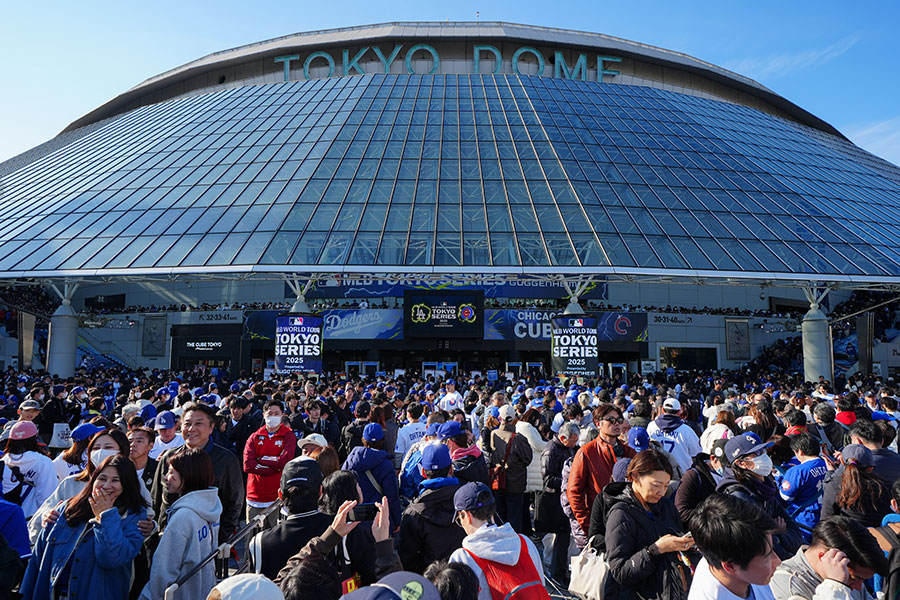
[601,417,625,425]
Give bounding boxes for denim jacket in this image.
[20,503,144,600]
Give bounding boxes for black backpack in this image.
[875,525,900,600]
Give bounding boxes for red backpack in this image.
[465,535,551,600]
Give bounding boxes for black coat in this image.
[340,419,367,462]
[603,483,689,600]
[396,479,466,574]
[542,437,577,493]
[673,454,718,526]
[139,457,158,493]
[452,453,489,486]
[716,473,803,559]
[252,511,332,580]
[226,413,260,458]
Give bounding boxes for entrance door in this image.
[362,362,379,378]
[344,361,362,377]
[506,362,522,377]
[439,362,458,375]
[608,363,627,380]
[525,361,544,376]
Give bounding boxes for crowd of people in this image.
[0,362,898,599]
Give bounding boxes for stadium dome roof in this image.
[2,23,900,287]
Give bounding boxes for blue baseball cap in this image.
[438,421,463,440]
[628,427,650,453]
[71,422,104,442]
[71,386,86,395]
[230,383,241,392]
[363,423,384,442]
[421,444,452,471]
[454,481,495,512]
[425,423,442,437]
[192,387,204,397]
[385,386,395,393]
[156,387,170,397]
[155,411,176,430]
[724,432,772,463]
[488,406,500,418]
[446,379,456,386]
[516,385,525,393]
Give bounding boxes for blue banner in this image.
[275,315,323,374]
[323,309,403,340]
[284,277,607,300]
[485,310,647,342]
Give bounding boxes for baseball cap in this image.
[611,457,632,482]
[155,411,176,430]
[488,406,500,419]
[298,433,328,450]
[421,444,452,471]
[454,481,495,512]
[627,427,650,452]
[363,422,384,442]
[438,421,462,440]
[71,386,85,395]
[425,423,442,437]
[71,423,104,442]
[192,387,204,397]
[724,432,773,463]
[281,457,324,491]
[156,387,170,397]
[498,405,516,421]
[52,385,66,396]
[841,444,874,468]
[10,421,38,440]
[663,398,681,412]
[355,401,371,417]
[446,379,455,386]
[343,571,441,600]
[18,399,41,411]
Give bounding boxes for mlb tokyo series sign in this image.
[550,315,599,377]
[275,315,324,374]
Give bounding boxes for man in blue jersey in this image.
[779,433,827,541]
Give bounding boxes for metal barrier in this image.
[163,499,284,600]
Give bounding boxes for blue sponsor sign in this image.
[323,309,403,340]
[275,315,323,374]
[485,310,647,342]
[285,278,607,300]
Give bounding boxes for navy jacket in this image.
[342,446,401,529]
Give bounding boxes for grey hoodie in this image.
[140,487,222,600]
[449,523,544,600]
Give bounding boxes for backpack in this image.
[465,535,550,600]
[874,525,900,600]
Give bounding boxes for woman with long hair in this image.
[822,444,891,527]
[479,409,500,453]
[699,409,738,454]
[21,455,147,600]
[370,405,398,463]
[1,421,56,519]
[308,444,340,478]
[28,428,154,544]
[319,469,379,586]
[140,447,221,600]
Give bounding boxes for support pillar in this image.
[47,283,79,378]
[562,277,594,315]
[285,277,314,313]
[801,287,833,384]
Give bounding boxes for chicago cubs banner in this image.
[275,315,324,374]
[550,315,599,377]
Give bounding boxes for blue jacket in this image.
[21,504,144,600]
[342,446,401,529]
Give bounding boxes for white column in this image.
[802,288,833,383]
[47,298,78,378]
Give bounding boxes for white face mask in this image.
[265,416,282,429]
[748,454,774,477]
[90,448,119,467]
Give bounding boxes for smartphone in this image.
[348,503,378,522]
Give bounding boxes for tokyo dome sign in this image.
[274,44,621,83]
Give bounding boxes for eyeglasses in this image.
[601,417,625,425]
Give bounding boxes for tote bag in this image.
[568,537,608,600]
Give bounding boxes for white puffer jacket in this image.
[515,421,547,492]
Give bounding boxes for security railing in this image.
[163,499,284,600]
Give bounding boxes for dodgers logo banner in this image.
[550,315,599,377]
[275,315,324,374]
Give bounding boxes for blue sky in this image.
[2,1,899,165]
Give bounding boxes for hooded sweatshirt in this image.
[1,450,58,519]
[341,446,401,529]
[140,488,222,600]
[647,413,702,472]
[449,522,544,600]
[450,444,490,486]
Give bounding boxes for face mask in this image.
[265,416,282,429]
[712,464,725,477]
[748,454,774,477]
[90,448,119,467]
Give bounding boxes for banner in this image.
[275,315,323,374]
[550,315,599,377]
[285,277,608,300]
[486,310,647,342]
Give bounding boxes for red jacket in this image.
[566,435,635,534]
[243,424,297,503]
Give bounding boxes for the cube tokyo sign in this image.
[550,315,599,377]
[274,44,621,82]
[275,315,324,374]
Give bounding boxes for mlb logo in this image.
[290,317,304,326]
[569,319,584,327]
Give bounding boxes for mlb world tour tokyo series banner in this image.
[275,315,324,374]
[550,315,599,377]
